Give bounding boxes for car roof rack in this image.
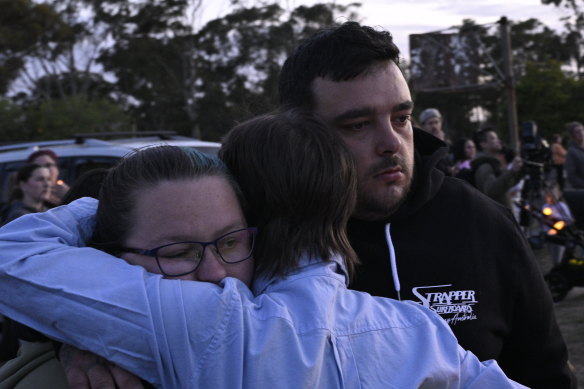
[73,131,177,144]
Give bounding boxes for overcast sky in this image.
[201,0,571,58]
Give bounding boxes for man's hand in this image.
[60,344,144,389]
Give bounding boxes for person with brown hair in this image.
[0,164,51,225]
[0,163,52,363]
[27,149,70,206]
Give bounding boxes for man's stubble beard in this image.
[352,157,414,221]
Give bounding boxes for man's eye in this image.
[393,115,411,126]
[341,121,370,131]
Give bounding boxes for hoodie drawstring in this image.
[384,223,401,301]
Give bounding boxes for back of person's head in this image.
[9,164,43,201]
[91,146,243,254]
[220,109,359,279]
[26,149,58,164]
[61,168,110,205]
[279,21,400,109]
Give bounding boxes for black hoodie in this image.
[348,128,575,389]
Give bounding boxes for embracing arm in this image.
[0,198,238,388]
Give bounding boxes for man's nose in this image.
[375,118,401,155]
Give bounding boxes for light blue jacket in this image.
[0,198,526,388]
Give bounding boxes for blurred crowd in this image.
[416,108,584,266]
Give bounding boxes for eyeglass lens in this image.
[156,229,254,276]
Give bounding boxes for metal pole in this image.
[499,16,519,152]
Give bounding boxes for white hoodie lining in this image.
[384,223,401,301]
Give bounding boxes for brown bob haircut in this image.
[220,109,359,279]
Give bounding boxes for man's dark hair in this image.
[220,109,359,279]
[473,126,497,151]
[279,21,400,109]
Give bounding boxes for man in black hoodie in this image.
[279,22,575,389]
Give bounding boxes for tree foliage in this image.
[516,60,581,138]
[33,95,130,139]
[1,0,582,145]
[412,16,584,143]
[0,0,76,94]
[541,0,584,77]
[0,0,361,141]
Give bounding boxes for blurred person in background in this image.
[565,122,584,189]
[550,134,567,190]
[541,184,574,266]
[0,163,51,364]
[472,127,523,209]
[451,137,476,174]
[0,167,111,388]
[417,108,454,175]
[0,164,51,225]
[418,108,446,142]
[27,150,70,206]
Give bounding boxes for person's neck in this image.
[21,196,43,211]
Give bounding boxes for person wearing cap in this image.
[419,108,446,141]
[417,108,454,175]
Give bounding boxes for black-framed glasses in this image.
[120,227,257,277]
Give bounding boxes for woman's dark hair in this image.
[220,109,359,279]
[27,149,58,164]
[451,137,473,163]
[279,21,401,109]
[90,146,244,254]
[9,164,44,201]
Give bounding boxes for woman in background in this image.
[1,164,51,225]
[27,149,70,206]
[0,163,51,363]
[451,137,476,174]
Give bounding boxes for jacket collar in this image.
[252,254,348,295]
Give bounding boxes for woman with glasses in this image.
[0,110,524,388]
